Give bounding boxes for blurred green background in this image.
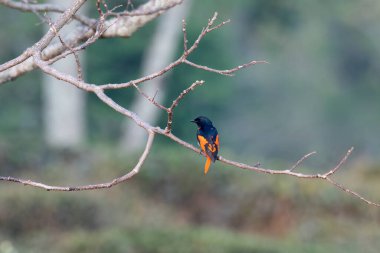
[1,0,380,252]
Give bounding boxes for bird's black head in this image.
[191,116,214,129]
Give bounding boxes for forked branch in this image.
[0,1,378,207]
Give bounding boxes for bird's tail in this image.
[204,157,212,175]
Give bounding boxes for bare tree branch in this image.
[101,0,183,37]
[289,151,317,172]
[182,19,188,52]
[0,130,155,191]
[165,80,204,133]
[324,147,354,177]
[0,0,86,73]
[133,83,168,111]
[107,0,183,17]
[0,0,182,83]
[45,14,84,80]
[133,79,205,133]
[325,177,380,207]
[0,3,378,208]
[183,59,269,76]
[0,0,95,26]
[99,12,266,90]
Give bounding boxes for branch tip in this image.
[1,7,376,208]
[289,151,317,172]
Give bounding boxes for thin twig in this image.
[165,80,204,133]
[325,177,380,207]
[325,147,354,177]
[289,151,317,172]
[133,83,168,111]
[1,91,379,207]
[0,0,180,83]
[99,12,264,90]
[0,0,86,74]
[1,8,377,208]
[182,18,188,53]
[184,60,269,76]
[46,15,84,80]
[0,0,95,26]
[96,0,103,16]
[0,131,155,191]
[207,18,230,32]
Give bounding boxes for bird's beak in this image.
[190,120,196,123]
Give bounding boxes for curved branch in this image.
[183,59,269,76]
[159,132,378,207]
[0,130,155,191]
[3,121,377,207]
[0,8,378,208]
[33,54,95,91]
[289,151,317,172]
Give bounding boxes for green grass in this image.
[4,225,377,253]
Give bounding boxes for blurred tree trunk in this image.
[43,0,87,149]
[120,0,191,152]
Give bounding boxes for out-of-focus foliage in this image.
[2,0,380,164]
[1,0,380,252]
[1,148,380,252]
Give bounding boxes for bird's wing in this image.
[197,129,218,162]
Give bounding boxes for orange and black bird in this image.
[191,116,219,175]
